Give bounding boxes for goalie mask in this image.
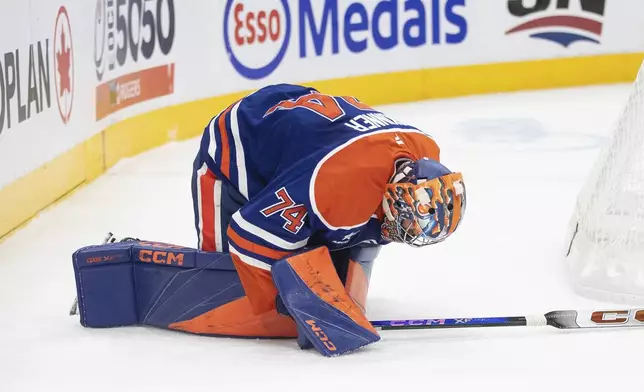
[381,158,466,247]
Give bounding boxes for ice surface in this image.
[1,85,641,391]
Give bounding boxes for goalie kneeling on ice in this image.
[72,240,379,356]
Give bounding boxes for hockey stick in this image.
[371,308,644,331]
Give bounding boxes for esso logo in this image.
[223,0,291,80]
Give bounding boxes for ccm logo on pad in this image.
[306,320,337,352]
[138,250,184,266]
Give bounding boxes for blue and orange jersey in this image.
[196,84,441,313]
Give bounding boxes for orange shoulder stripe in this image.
[217,100,240,179]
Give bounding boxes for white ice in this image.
[1,84,640,391]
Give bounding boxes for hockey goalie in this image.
[71,84,467,356]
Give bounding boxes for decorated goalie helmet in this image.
[381,158,466,247]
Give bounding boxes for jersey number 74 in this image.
[260,187,308,234]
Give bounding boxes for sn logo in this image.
[506,0,606,47]
[508,0,606,17]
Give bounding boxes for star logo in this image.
[342,232,358,241]
[57,31,71,96]
[331,231,360,246]
[53,6,74,124]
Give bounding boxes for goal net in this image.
[565,61,644,304]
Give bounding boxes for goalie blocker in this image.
[72,239,379,356]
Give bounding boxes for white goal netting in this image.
[565,61,644,304]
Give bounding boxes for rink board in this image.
[1,0,644,239]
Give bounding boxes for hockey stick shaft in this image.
[371,308,644,331]
[371,316,528,330]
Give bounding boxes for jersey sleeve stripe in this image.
[229,101,249,200]
[217,104,235,179]
[207,116,218,161]
[213,179,224,251]
[231,210,310,250]
[197,164,216,251]
[228,236,279,266]
[195,163,208,249]
[228,216,302,257]
[227,226,291,260]
[229,244,272,271]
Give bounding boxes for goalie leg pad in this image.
[73,241,296,337]
[272,247,380,357]
[330,245,380,313]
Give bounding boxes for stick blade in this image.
[546,308,644,329]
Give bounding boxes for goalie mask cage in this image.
[565,60,644,304]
